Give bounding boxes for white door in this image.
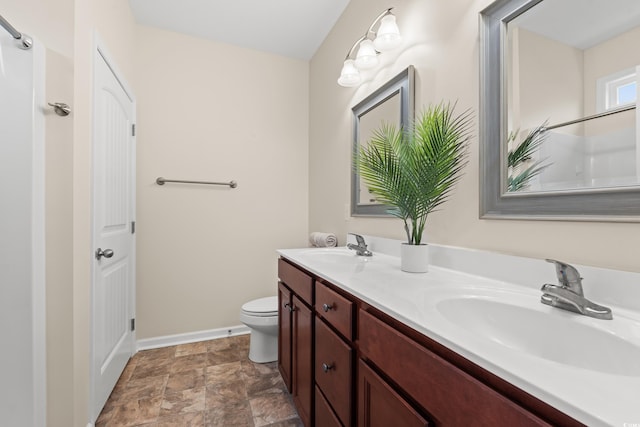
[92,47,136,420]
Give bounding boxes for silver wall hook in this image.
[48,102,71,117]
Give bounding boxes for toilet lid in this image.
[242,296,278,315]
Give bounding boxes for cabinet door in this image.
[278,282,292,392]
[292,295,313,426]
[358,360,429,427]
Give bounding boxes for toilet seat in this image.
[241,296,278,317]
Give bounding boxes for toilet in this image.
[240,296,279,363]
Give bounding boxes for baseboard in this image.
[136,325,250,352]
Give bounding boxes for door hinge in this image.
[131,221,136,234]
[131,318,136,331]
[132,123,136,136]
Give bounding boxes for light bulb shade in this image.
[354,39,378,69]
[337,59,361,87]
[373,14,402,52]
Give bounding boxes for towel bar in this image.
[156,177,237,188]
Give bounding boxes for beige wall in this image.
[309,0,640,273]
[45,49,74,427]
[134,26,309,339]
[514,28,584,133]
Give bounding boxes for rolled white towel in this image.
[309,232,338,248]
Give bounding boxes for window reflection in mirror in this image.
[506,0,640,193]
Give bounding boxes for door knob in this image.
[322,303,334,312]
[95,248,114,260]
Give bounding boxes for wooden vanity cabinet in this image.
[278,258,583,427]
[277,259,314,427]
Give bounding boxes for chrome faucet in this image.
[347,233,373,256]
[541,259,612,320]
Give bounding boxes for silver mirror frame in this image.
[479,0,640,222]
[351,65,415,216]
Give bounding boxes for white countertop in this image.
[277,242,640,427]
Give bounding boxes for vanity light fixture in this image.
[337,8,402,87]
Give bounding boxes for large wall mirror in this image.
[480,0,640,220]
[351,66,415,216]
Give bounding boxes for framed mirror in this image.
[351,66,415,216]
[480,0,640,221]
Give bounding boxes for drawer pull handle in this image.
[322,303,334,312]
[283,303,294,312]
[322,363,334,373]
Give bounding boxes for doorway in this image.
[91,41,137,420]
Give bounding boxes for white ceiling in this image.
[513,0,640,50]
[129,0,351,60]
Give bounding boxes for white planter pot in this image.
[400,243,429,273]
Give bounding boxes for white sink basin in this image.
[298,248,364,263]
[436,294,640,376]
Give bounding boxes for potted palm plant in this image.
[355,102,472,272]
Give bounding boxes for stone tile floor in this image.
[96,335,302,426]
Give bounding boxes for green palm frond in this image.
[508,162,548,192]
[507,122,551,192]
[508,122,547,168]
[355,102,472,245]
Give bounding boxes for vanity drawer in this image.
[278,258,313,305]
[358,359,429,427]
[358,310,550,427]
[315,386,343,427]
[316,316,353,426]
[315,281,354,340]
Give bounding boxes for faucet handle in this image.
[348,233,366,246]
[545,259,583,292]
